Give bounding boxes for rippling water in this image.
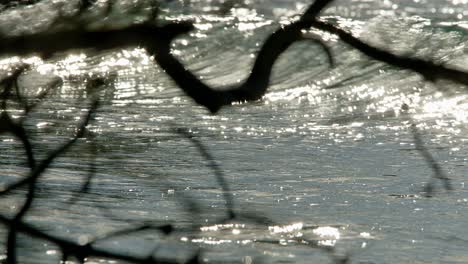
[0,0,467,263]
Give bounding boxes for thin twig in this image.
[410,124,452,196]
[0,214,195,264]
[171,126,235,219]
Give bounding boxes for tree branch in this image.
[309,20,468,86]
[0,214,196,264]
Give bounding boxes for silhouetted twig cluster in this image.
[0,0,465,263]
[0,66,103,263]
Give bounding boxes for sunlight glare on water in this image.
[0,1,467,263]
[312,226,341,247]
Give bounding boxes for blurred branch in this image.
[0,66,37,169]
[0,97,99,197]
[0,68,101,263]
[170,126,282,226]
[0,1,335,113]
[0,214,199,264]
[3,98,99,263]
[1,0,465,115]
[0,1,464,263]
[152,1,335,113]
[410,124,452,196]
[172,126,235,219]
[66,127,98,206]
[308,20,468,86]
[0,22,193,58]
[154,0,467,113]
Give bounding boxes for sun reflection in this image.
[416,95,467,122]
[265,84,320,102]
[312,226,340,247]
[268,222,303,234]
[200,223,246,232]
[0,56,45,72]
[360,232,372,238]
[191,238,234,245]
[30,47,153,79]
[46,250,58,255]
[183,229,254,246]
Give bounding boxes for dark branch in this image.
[309,20,468,86]
[152,1,334,113]
[0,215,194,264]
[0,22,194,58]
[3,96,99,263]
[0,98,99,196]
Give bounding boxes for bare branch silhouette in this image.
[170,125,280,226]
[0,67,36,169]
[0,214,199,264]
[0,22,194,58]
[3,96,99,263]
[152,1,335,113]
[0,98,99,196]
[0,0,465,263]
[308,20,468,86]
[0,0,465,114]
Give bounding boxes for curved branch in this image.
[3,98,99,263]
[0,67,36,169]
[0,98,99,197]
[301,32,335,67]
[0,215,189,264]
[410,124,452,196]
[0,112,35,169]
[309,20,468,86]
[153,21,333,113]
[171,126,235,219]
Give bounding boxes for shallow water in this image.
[0,0,467,263]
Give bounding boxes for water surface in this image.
[0,0,467,263]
